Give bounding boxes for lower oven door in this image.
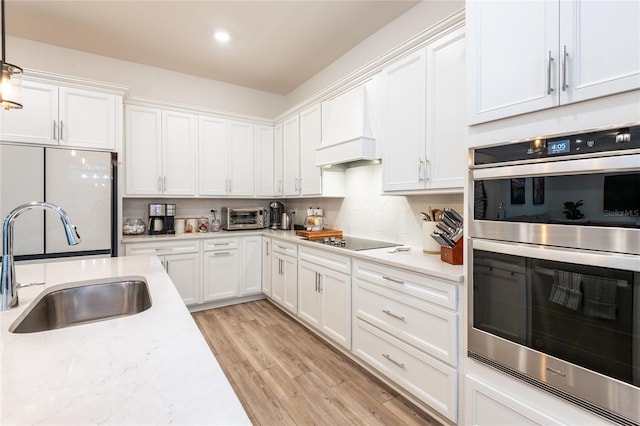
[469,238,640,425]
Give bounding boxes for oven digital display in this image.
[548,139,570,154]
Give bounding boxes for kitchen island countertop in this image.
[0,255,250,425]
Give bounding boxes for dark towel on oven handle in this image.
[549,270,582,310]
[582,275,619,320]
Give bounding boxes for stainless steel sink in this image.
[10,277,152,333]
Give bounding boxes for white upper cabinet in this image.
[381,26,466,193]
[199,116,254,196]
[283,114,301,196]
[299,104,322,196]
[381,48,427,192]
[125,105,163,195]
[282,105,323,197]
[1,80,119,150]
[162,110,198,195]
[467,0,640,124]
[273,123,284,197]
[125,105,197,196]
[255,125,276,197]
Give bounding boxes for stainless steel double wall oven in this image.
[468,124,640,425]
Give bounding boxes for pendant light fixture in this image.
[1,0,22,110]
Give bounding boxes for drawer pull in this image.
[382,353,405,369]
[214,242,231,246]
[382,275,404,284]
[214,252,231,256]
[382,310,405,322]
[277,245,288,250]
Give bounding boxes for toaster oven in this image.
[221,207,267,230]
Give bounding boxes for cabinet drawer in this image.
[353,318,457,423]
[354,279,457,367]
[125,240,200,256]
[272,239,297,257]
[353,260,457,310]
[298,245,351,274]
[203,237,239,251]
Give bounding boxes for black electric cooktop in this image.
[314,236,401,251]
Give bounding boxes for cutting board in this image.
[295,229,343,241]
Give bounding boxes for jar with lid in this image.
[123,218,146,235]
[197,217,209,232]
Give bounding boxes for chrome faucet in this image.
[1,202,81,310]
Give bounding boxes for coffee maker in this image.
[269,201,284,230]
[148,203,176,235]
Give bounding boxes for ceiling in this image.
[6,0,421,95]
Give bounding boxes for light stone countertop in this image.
[123,229,465,283]
[0,255,251,426]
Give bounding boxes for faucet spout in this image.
[1,202,80,310]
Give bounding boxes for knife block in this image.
[441,238,463,265]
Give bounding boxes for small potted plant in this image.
[563,199,585,220]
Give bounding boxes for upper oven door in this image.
[470,153,640,255]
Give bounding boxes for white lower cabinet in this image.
[262,238,272,296]
[240,235,262,296]
[352,259,459,423]
[270,240,298,314]
[203,237,240,301]
[124,240,201,305]
[298,246,351,349]
[463,364,618,426]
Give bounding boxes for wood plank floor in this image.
[192,299,441,426]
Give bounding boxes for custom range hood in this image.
[316,80,379,167]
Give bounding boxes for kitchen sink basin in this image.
[10,277,152,333]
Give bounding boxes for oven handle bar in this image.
[470,239,640,272]
[472,153,639,180]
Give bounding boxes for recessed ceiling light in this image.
[214,30,231,44]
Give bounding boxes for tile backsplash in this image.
[122,164,463,248]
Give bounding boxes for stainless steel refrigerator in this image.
[0,144,115,259]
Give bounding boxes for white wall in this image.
[284,0,464,109]
[286,164,463,248]
[8,36,286,120]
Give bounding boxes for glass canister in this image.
[197,217,209,233]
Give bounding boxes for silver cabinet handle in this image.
[562,45,568,91]
[382,275,404,284]
[315,272,319,292]
[214,252,231,256]
[214,242,231,246]
[158,176,163,192]
[382,354,405,369]
[382,309,406,322]
[424,157,430,181]
[418,158,424,182]
[53,121,57,140]
[277,180,283,194]
[266,242,270,256]
[59,121,64,140]
[547,50,554,95]
[163,176,167,192]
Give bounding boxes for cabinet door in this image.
[298,261,322,328]
[262,238,272,296]
[255,125,275,197]
[164,252,201,306]
[320,268,351,349]
[283,114,300,196]
[271,252,285,304]
[282,254,298,314]
[559,0,640,105]
[58,87,116,150]
[240,236,262,296]
[466,0,559,124]
[0,144,44,255]
[299,104,322,196]
[125,105,163,195]
[1,80,58,145]
[273,123,284,196]
[381,48,427,191]
[228,120,254,196]
[425,27,466,191]
[203,249,239,301]
[199,115,228,195]
[162,110,197,195]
